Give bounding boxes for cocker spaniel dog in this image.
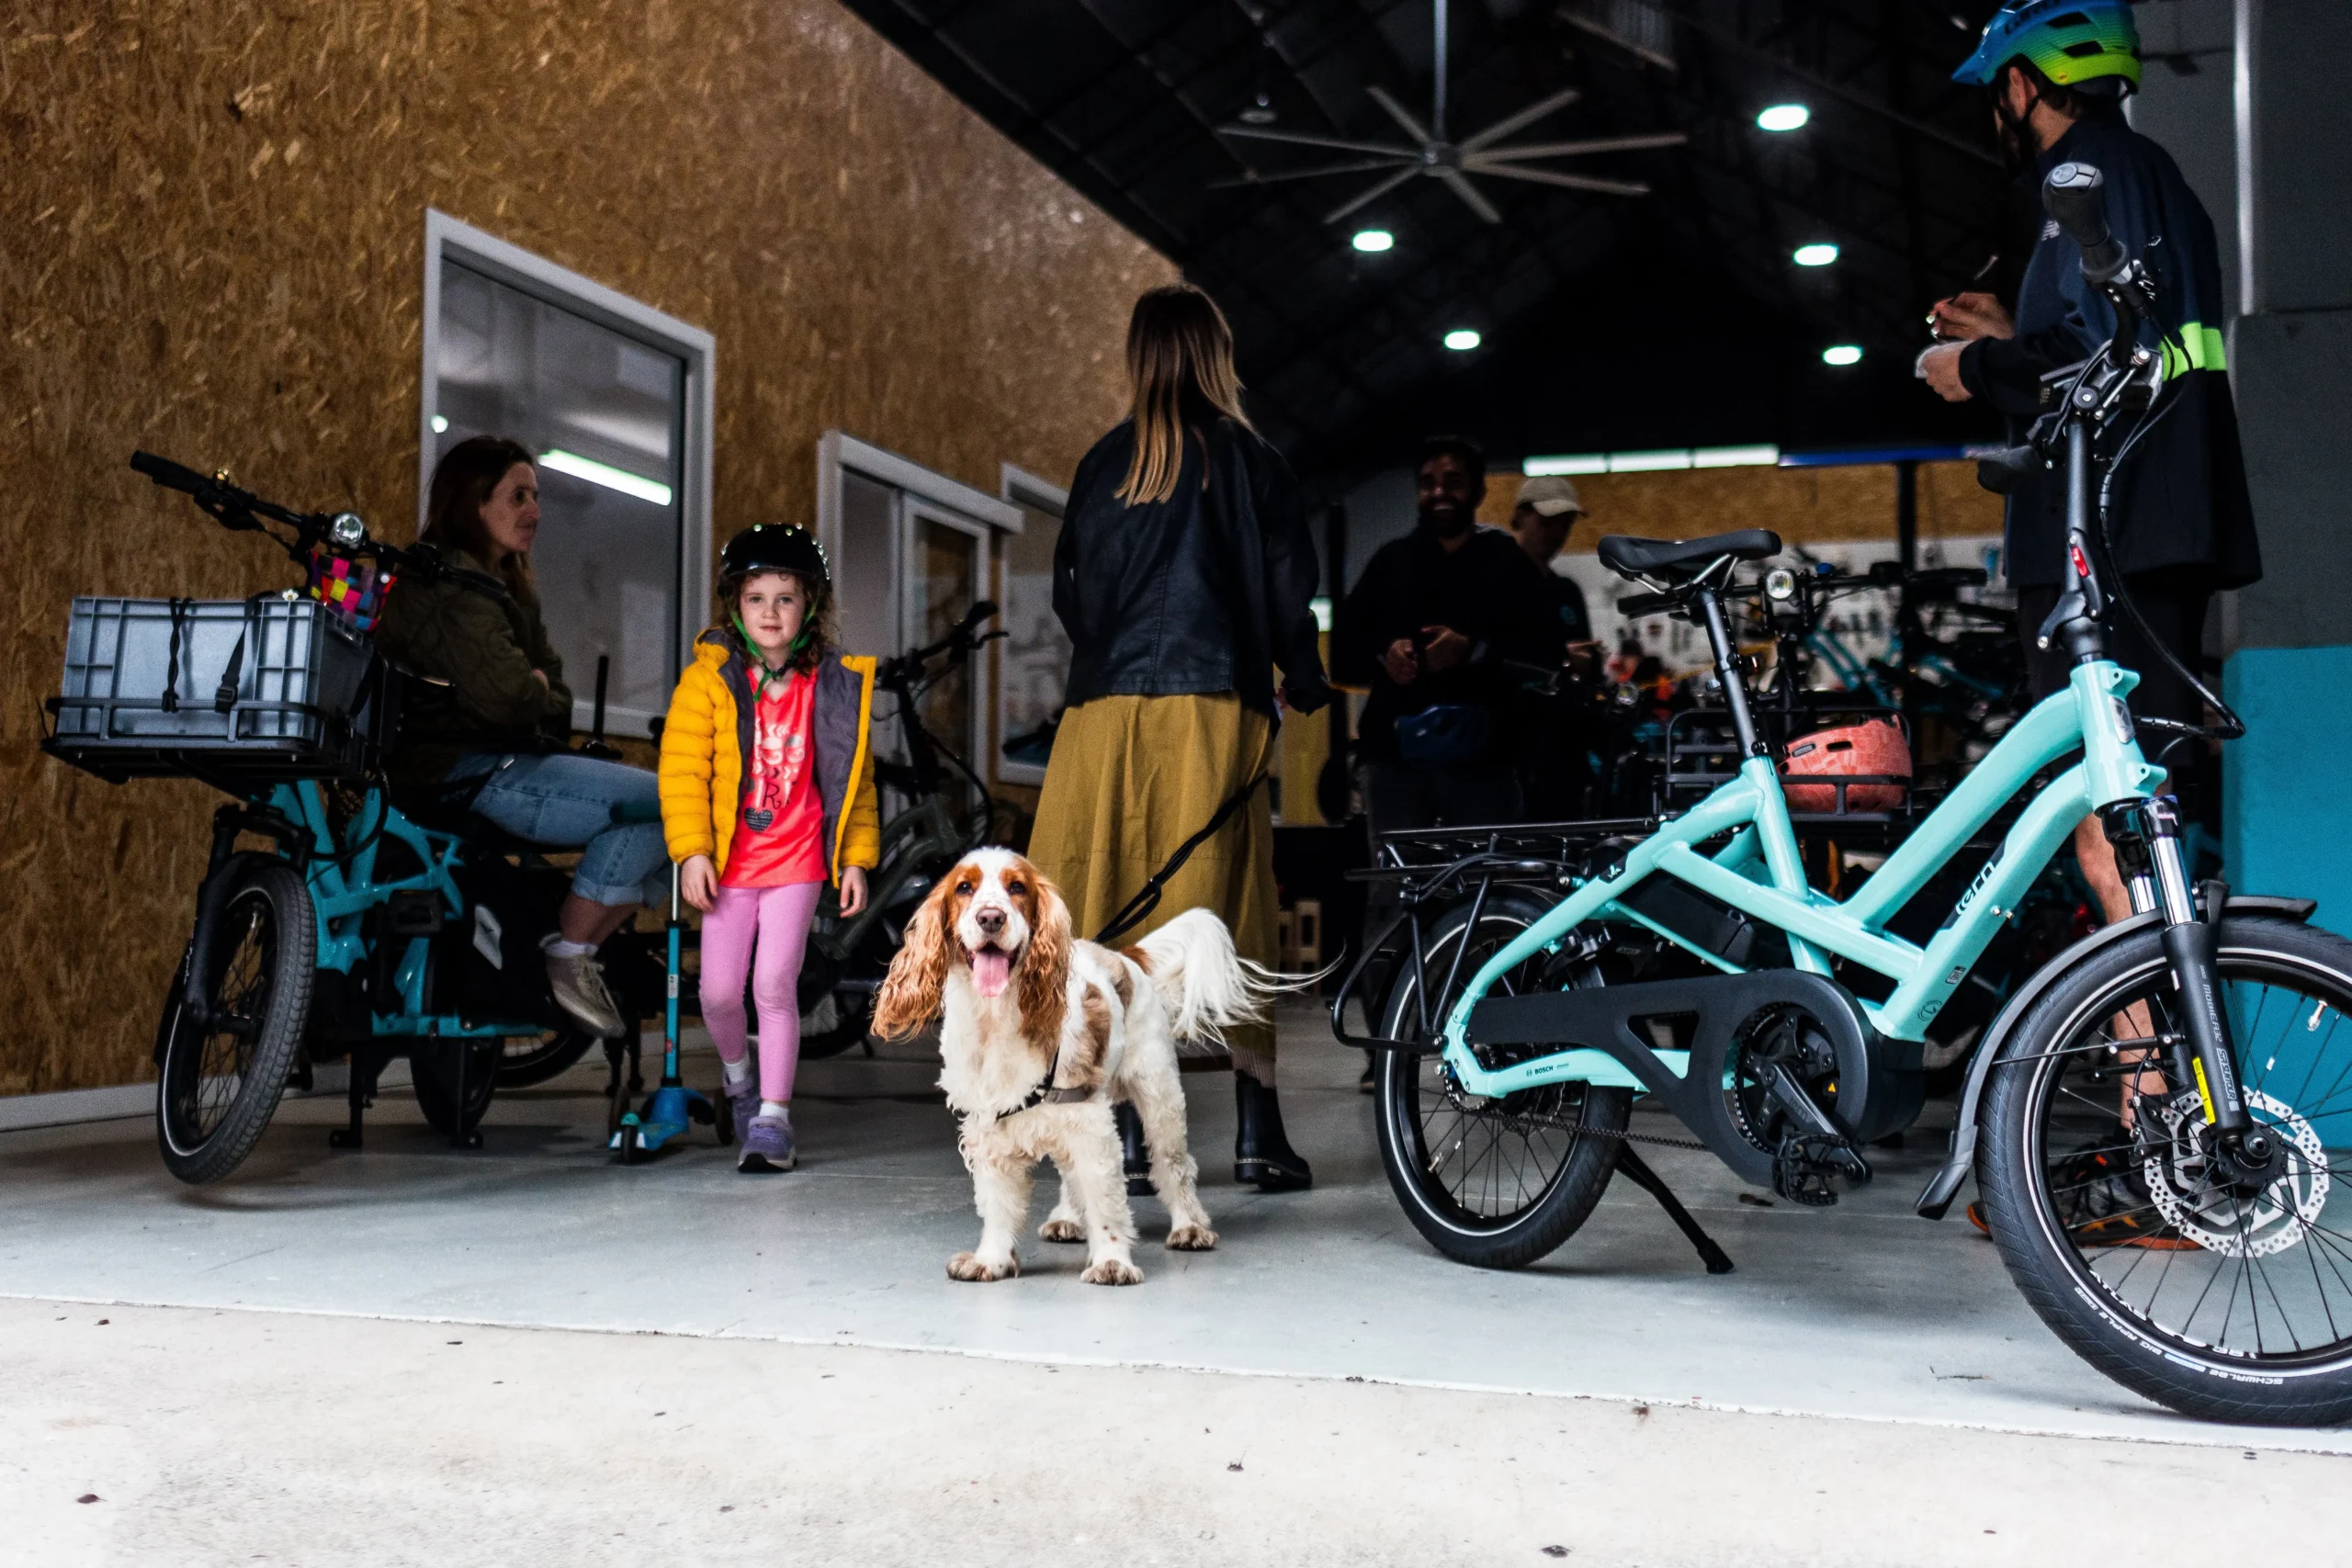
[874,848,1272,1286]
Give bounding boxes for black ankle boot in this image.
[1234,1074,1312,1191]
[1114,1100,1154,1197]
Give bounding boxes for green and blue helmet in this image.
[1952,0,2141,93]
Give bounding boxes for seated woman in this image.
[375,435,664,1040]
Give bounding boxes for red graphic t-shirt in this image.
[721,670,827,888]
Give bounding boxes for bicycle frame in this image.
[264,780,531,1040]
[1438,658,2166,1099]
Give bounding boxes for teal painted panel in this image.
[2224,645,2352,940]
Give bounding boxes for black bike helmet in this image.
[718,523,831,600]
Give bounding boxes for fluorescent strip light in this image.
[1524,453,1609,477]
[1822,344,1864,367]
[1526,445,1778,476]
[1351,229,1395,253]
[1691,444,1781,468]
[1793,243,1839,267]
[1443,329,1482,351]
[538,448,673,506]
[1757,103,1810,132]
[1606,449,1691,473]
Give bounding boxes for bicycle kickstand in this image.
[1613,1144,1735,1275]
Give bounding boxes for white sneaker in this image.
[546,951,628,1038]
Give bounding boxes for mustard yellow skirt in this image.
[1027,692,1278,1070]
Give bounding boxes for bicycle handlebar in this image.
[130,451,508,602]
[2042,163,2126,286]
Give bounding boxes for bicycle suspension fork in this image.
[2100,796,2252,1139]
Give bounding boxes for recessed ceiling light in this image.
[1793,243,1839,266]
[1822,344,1863,367]
[1352,229,1395,254]
[1758,103,1811,132]
[1443,329,1482,352]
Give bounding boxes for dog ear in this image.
[874,875,956,1039]
[1014,865,1071,1048]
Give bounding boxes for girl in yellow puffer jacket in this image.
[659,525,879,1172]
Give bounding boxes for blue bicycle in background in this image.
[1334,165,2352,1425]
[43,455,669,1183]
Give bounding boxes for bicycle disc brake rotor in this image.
[2143,1090,2330,1258]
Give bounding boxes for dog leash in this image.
[1091,770,1269,946]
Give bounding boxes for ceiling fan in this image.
[1216,0,1686,225]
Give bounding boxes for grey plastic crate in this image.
[43,593,379,784]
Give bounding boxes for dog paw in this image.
[1038,1218,1085,1244]
[947,1251,1017,1282]
[1165,1224,1218,1251]
[1080,1257,1144,1286]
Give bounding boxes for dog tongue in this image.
[971,949,1012,998]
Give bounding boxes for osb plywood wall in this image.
[1477,461,2003,547]
[1,1,1174,1094]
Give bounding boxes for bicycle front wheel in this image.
[156,859,314,1184]
[1374,890,1631,1270]
[1980,915,2352,1424]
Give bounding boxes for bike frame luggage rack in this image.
[1328,818,1656,1054]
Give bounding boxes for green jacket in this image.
[373,547,573,786]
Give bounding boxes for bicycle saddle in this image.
[1598,529,1782,582]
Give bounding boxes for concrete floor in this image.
[6,1005,2351,1562]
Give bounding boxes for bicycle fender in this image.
[1914,894,2316,1220]
[180,851,287,1022]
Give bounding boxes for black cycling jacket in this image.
[1053,418,1331,719]
[1959,113,2260,591]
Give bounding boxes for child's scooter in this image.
[610,862,731,1161]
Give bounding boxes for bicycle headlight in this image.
[1765,567,1797,603]
[329,512,367,548]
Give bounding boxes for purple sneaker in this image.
[721,1077,760,1148]
[739,1111,797,1173]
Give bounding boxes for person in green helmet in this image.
[1918,0,2260,931]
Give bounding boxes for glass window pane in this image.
[999,500,1068,773]
[910,517,980,793]
[433,262,684,722]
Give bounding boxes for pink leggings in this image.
[699,881,824,1103]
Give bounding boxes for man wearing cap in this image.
[1510,474,1595,647]
[1917,0,2259,931]
[1510,474,1602,820]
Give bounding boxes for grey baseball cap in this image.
[1515,474,1584,518]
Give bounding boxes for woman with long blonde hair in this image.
[1028,283,1331,1191]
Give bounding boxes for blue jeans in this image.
[457,752,669,907]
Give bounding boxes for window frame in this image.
[418,209,716,735]
[816,432,1023,788]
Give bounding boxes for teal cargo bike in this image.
[1332,164,2352,1426]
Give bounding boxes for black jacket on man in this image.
[1333,522,1562,763]
[1054,417,1330,719]
[1959,112,2260,591]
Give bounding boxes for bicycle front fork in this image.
[2100,796,2253,1140]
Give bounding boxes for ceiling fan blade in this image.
[1458,86,1585,152]
[1438,170,1504,224]
[1364,85,1432,145]
[1216,125,1421,158]
[1208,156,1420,190]
[1471,163,1651,197]
[1323,164,1424,225]
[1467,131,1690,162]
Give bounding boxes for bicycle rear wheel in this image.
[413,1040,501,1139]
[1374,890,1631,1270]
[156,859,314,1184]
[1980,915,2352,1424]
